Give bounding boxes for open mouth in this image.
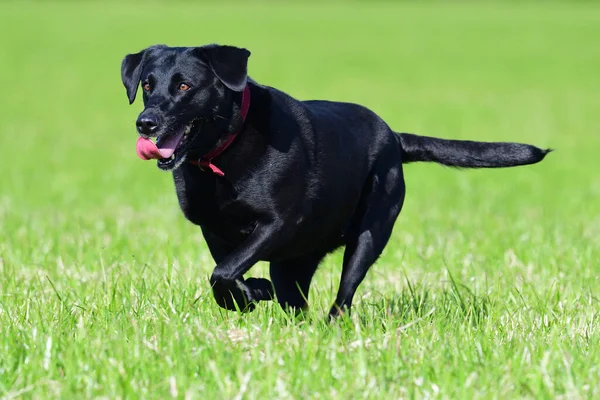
[136,123,201,171]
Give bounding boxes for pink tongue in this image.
[136,132,185,160]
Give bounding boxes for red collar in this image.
[189,84,251,177]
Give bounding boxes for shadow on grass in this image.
[356,271,492,330]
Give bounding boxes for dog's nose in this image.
[136,113,160,135]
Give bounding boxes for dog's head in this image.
[121,44,251,170]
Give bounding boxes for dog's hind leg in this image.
[329,160,406,319]
[270,252,326,313]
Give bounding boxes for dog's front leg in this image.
[210,223,283,312]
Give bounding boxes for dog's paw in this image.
[327,304,351,321]
[245,277,274,301]
[211,279,257,313]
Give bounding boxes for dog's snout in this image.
[136,112,160,135]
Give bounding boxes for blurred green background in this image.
[0,1,599,398]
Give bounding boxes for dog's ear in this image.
[121,45,168,103]
[121,49,147,104]
[193,44,251,92]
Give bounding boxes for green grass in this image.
[1,1,599,398]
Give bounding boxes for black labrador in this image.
[121,44,550,318]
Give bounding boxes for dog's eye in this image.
[179,83,191,91]
[143,82,151,92]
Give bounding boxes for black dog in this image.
[121,44,550,318]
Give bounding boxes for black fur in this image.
[399,133,551,168]
[121,44,551,318]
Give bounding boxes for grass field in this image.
[1,1,599,398]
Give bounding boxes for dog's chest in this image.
[174,170,258,241]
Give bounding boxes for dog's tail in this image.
[397,133,552,168]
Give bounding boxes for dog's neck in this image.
[188,84,251,176]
